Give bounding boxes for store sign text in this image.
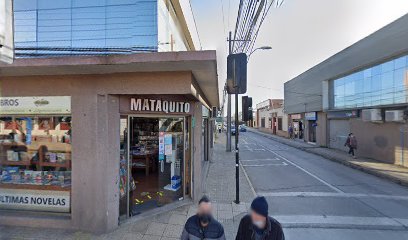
[130,98,190,114]
[0,189,70,213]
[0,96,71,115]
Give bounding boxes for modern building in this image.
[256,99,288,137]
[0,0,219,234]
[284,13,408,166]
[0,0,14,64]
[13,0,197,57]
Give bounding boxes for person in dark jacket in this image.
[236,196,284,240]
[181,196,226,240]
[344,133,358,158]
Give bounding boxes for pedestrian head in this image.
[250,196,268,229]
[197,195,213,226]
[349,133,353,137]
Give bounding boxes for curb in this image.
[247,128,408,188]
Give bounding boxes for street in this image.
[239,131,408,240]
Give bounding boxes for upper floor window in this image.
[332,55,408,109]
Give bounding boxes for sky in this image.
[190,0,408,112]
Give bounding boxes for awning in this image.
[0,51,219,108]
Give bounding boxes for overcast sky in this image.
[190,0,408,111]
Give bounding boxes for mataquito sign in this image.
[130,98,191,114]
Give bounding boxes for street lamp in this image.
[247,46,272,61]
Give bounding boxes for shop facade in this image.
[285,14,408,164]
[256,99,287,137]
[0,52,218,233]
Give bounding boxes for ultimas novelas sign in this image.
[0,189,70,213]
[130,98,191,114]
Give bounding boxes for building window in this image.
[261,118,265,128]
[13,0,159,57]
[0,96,71,213]
[278,117,283,131]
[332,55,408,109]
[0,116,72,213]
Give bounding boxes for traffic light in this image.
[227,53,247,94]
[248,97,253,121]
[242,96,252,121]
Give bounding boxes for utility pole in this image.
[226,31,232,152]
[234,70,240,204]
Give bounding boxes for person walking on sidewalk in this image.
[181,196,226,240]
[345,133,358,158]
[236,196,285,240]
[288,125,294,139]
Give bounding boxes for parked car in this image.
[239,125,247,132]
[231,126,236,135]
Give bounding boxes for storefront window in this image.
[0,96,71,213]
[0,116,72,213]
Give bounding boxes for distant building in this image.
[284,14,408,166]
[256,99,288,137]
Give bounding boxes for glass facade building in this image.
[13,0,190,57]
[332,54,408,109]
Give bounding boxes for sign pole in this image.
[234,89,240,204]
[226,31,232,152]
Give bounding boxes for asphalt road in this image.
[238,131,408,240]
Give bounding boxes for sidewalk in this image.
[203,133,256,239]
[248,128,408,187]
[0,134,254,240]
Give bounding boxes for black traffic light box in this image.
[242,96,252,121]
[227,53,247,94]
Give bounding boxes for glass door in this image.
[127,116,185,216]
[157,118,184,203]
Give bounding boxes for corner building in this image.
[0,0,219,233]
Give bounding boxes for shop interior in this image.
[120,116,186,216]
[0,116,72,209]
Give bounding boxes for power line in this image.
[189,0,203,50]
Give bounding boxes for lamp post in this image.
[247,46,272,61]
[232,46,271,204]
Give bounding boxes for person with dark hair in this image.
[236,196,284,240]
[181,195,226,240]
[345,133,357,158]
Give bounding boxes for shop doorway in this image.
[119,116,188,218]
[308,120,317,143]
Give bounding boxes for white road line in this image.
[240,163,257,197]
[241,158,281,161]
[257,191,408,201]
[245,135,344,193]
[242,162,288,167]
[273,215,408,229]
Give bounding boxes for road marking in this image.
[241,158,281,161]
[240,163,257,197]
[257,191,408,201]
[274,215,408,229]
[245,135,344,193]
[242,162,288,167]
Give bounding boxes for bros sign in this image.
[0,0,14,64]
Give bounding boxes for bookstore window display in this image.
[0,116,72,213]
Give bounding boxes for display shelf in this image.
[0,159,31,167]
[0,183,71,191]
